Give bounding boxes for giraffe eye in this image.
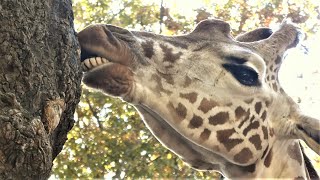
[222,63,260,86]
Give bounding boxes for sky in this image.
[280,32,320,119]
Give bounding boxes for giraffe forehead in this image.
[134,30,287,98]
[137,37,277,93]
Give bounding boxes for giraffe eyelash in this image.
[225,56,247,64]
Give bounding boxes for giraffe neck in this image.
[133,83,310,178]
[259,140,308,178]
[222,139,309,179]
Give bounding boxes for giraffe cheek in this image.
[83,63,134,97]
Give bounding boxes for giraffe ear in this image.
[294,115,320,155]
[236,28,273,42]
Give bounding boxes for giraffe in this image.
[77,19,320,179]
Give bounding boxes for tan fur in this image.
[78,19,319,178]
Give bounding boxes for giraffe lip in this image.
[80,48,113,72]
[80,49,98,62]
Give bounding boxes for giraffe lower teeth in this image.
[82,57,109,71]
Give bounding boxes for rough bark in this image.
[0,0,81,179]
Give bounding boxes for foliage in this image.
[53,0,320,178]
[73,0,160,32]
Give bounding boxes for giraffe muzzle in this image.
[78,25,138,97]
[78,24,137,72]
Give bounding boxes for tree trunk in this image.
[0,0,81,179]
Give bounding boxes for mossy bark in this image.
[0,0,81,179]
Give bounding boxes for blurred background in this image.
[52,0,320,178]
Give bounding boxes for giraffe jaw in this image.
[135,104,226,171]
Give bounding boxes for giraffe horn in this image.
[190,19,233,40]
[249,19,304,65]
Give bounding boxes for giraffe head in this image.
[78,19,319,177]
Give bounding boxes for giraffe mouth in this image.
[78,24,137,74]
[81,56,113,72]
[80,48,121,72]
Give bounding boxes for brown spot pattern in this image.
[261,145,269,159]
[249,116,255,123]
[159,44,183,63]
[164,38,188,49]
[264,148,273,167]
[235,106,246,119]
[255,102,262,114]
[209,112,229,125]
[200,128,211,142]
[262,126,268,140]
[141,40,154,58]
[269,65,274,71]
[198,98,218,113]
[151,74,172,95]
[242,164,256,173]
[184,76,192,88]
[216,129,243,151]
[243,121,260,136]
[175,103,187,121]
[157,70,174,84]
[261,110,267,121]
[245,98,254,104]
[226,102,233,106]
[265,100,271,107]
[287,143,302,165]
[249,134,262,150]
[269,128,274,137]
[180,92,198,103]
[138,32,187,50]
[234,148,253,164]
[188,115,204,129]
[294,176,304,180]
[192,42,211,52]
[238,110,251,129]
[272,83,278,91]
[275,55,282,64]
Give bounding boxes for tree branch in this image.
[85,96,104,130]
[159,0,164,34]
[107,1,133,24]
